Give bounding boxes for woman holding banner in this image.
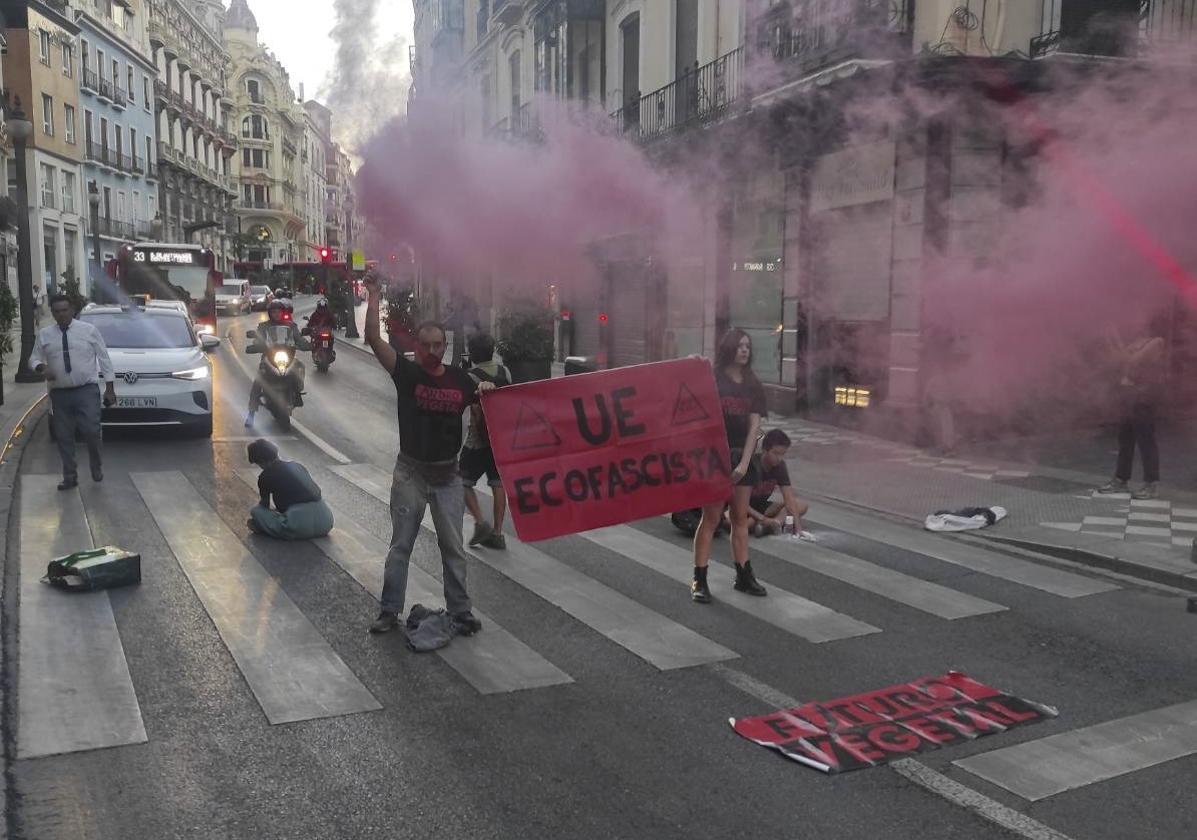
[691,330,769,603]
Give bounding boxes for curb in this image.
[803,487,1197,594]
[334,333,375,360]
[0,393,49,840]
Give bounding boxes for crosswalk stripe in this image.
[132,471,382,724]
[954,699,1197,801]
[805,504,1119,598]
[464,488,739,670]
[17,476,147,759]
[335,463,874,645]
[304,468,572,693]
[747,537,1008,619]
[580,526,881,643]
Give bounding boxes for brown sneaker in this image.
[469,520,494,547]
[481,532,507,550]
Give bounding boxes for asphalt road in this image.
[7,299,1197,840]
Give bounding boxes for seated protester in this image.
[747,429,816,542]
[246,439,334,540]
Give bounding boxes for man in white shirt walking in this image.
[29,294,116,490]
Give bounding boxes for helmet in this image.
[274,287,289,298]
[316,298,329,311]
[266,299,286,316]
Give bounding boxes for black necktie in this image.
[60,325,72,373]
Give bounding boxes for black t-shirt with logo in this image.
[391,355,478,464]
[717,370,768,451]
[258,460,322,512]
[751,459,791,503]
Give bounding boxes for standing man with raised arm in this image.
[361,273,497,635]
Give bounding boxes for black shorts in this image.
[730,449,760,488]
[460,446,502,487]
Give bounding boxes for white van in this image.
[215,279,250,314]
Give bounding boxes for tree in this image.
[59,266,88,313]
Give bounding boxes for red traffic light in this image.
[319,247,331,262]
[598,312,609,323]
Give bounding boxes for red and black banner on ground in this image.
[482,359,731,542]
[730,672,1057,774]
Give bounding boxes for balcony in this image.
[81,67,100,94]
[95,217,135,240]
[1031,0,1196,58]
[98,77,114,102]
[131,155,144,175]
[86,141,117,169]
[113,85,128,110]
[431,0,464,42]
[492,0,525,26]
[754,0,911,78]
[612,47,744,142]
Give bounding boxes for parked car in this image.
[216,279,250,314]
[78,304,215,437]
[248,284,274,311]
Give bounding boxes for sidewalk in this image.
[771,415,1197,591]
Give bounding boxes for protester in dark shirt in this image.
[691,329,768,603]
[747,429,815,541]
[246,439,334,540]
[361,273,497,636]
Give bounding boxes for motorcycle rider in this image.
[305,298,337,334]
[245,299,310,428]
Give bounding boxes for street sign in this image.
[351,250,365,271]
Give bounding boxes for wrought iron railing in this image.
[82,67,100,93]
[611,47,744,141]
[1032,0,1195,57]
[113,85,127,108]
[756,0,910,68]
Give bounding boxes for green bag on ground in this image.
[43,546,142,592]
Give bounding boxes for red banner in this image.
[731,672,1056,774]
[482,359,731,542]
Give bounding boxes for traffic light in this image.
[598,312,609,324]
[319,247,331,263]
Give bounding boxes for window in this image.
[146,136,153,169]
[128,67,135,102]
[243,148,270,169]
[39,30,51,65]
[132,191,140,225]
[100,117,109,152]
[130,129,138,164]
[64,105,76,144]
[115,126,124,160]
[62,171,76,214]
[117,191,126,223]
[62,42,73,77]
[241,114,269,140]
[64,228,78,281]
[143,75,151,107]
[40,164,56,208]
[247,79,261,102]
[97,49,105,80]
[112,59,120,92]
[41,94,54,136]
[84,110,94,146]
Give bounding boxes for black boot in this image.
[691,566,712,604]
[734,561,767,596]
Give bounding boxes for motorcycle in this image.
[303,318,337,373]
[246,329,303,431]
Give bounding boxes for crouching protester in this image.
[247,439,334,540]
[747,429,816,542]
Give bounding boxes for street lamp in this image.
[9,100,41,383]
[88,181,103,302]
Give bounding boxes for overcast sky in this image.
[237,0,415,105]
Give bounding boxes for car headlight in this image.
[196,324,215,335]
[172,366,211,381]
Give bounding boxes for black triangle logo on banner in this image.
[511,403,563,451]
[671,382,710,427]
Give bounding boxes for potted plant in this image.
[497,300,555,383]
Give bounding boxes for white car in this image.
[215,280,250,314]
[78,304,215,437]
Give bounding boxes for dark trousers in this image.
[1115,402,1160,483]
[49,384,103,479]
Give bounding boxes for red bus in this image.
[113,243,222,335]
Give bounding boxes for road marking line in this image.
[132,470,381,723]
[955,698,1197,801]
[749,537,1008,619]
[17,475,147,758]
[892,759,1078,840]
[707,664,1076,840]
[275,467,572,693]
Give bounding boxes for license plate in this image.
[116,397,157,408]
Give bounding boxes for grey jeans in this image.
[380,454,472,617]
[49,384,103,479]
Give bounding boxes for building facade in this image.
[412,0,1197,432]
[147,0,237,271]
[300,100,328,260]
[0,30,18,303]
[71,0,159,282]
[1,0,87,297]
[224,0,307,268]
